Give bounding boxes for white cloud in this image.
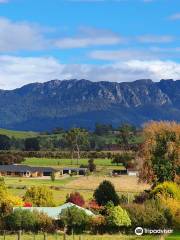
[137,35,174,43]
[55,36,122,49]
[0,17,48,52]
[0,55,180,90]
[0,18,125,51]
[90,49,160,60]
[169,13,180,20]
[0,17,176,53]
[55,27,124,48]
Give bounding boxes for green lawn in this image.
[0,233,161,240]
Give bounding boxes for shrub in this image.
[90,215,106,234]
[0,202,13,218]
[33,210,55,232]
[66,192,85,207]
[59,206,91,234]
[5,195,23,207]
[5,209,55,232]
[151,182,180,200]
[106,204,131,231]
[119,194,128,204]
[0,181,23,207]
[161,197,180,230]
[23,202,32,207]
[5,209,36,231]
[94,180,120,206]
[124,199,172,229]
[88,158,96,172]
[134,191,150,204]
[23,186,55,207]
[87,199,102,212]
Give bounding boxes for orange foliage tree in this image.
[138,121,180,185]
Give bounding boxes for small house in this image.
[0,165,59,178]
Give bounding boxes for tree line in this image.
[0,123,140,152]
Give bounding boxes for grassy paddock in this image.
[6,175,149,205]
[24,157,125,167]
[4,176,76,187]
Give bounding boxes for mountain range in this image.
[0,79,180,131]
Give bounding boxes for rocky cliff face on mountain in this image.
[0,79,180,131]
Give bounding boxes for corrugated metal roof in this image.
[62,168,87,171]
[0,165,57,173]
[13,203,94,219]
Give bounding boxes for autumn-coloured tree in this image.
[23,186,55,207]
[139,121,180,185]
[87,199,102,211]
[66,192,85,207]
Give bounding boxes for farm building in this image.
[62,167,87,176]
[111,169,139,176]
[111,169,128,176]
[13,203,94,220]
[0,165,59,178]
[127,168,139,176]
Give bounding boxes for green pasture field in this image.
[0,128,38,139]
[24,157,125,168]
[5,174,141,205]
[0,233,162,240]
[8,186,93,205]
[4,176,76,187]
[5,176,93,205]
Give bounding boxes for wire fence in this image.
[0,231,82,240]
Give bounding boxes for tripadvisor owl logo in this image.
[135,227,144,236]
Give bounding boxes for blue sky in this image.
[0,0,180,89]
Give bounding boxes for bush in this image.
[33,210,55,232]
[119,194,128,204]
[88,158,96,172]
[5,209,36,231]
[5,209,55,232]
[106,204,131,231]
[66,192,85,207]
[124,199,172,229]
[87,200,102,213]
[94,180,120,206]
[59,206,91,234]
[151,182,180,200]
[23,186,55,207]
[134,191,150,204]
[161,197,180,230]
[90,215,106,234]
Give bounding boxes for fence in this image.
[0,231,87,240]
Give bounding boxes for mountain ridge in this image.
[0,79,180,131]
